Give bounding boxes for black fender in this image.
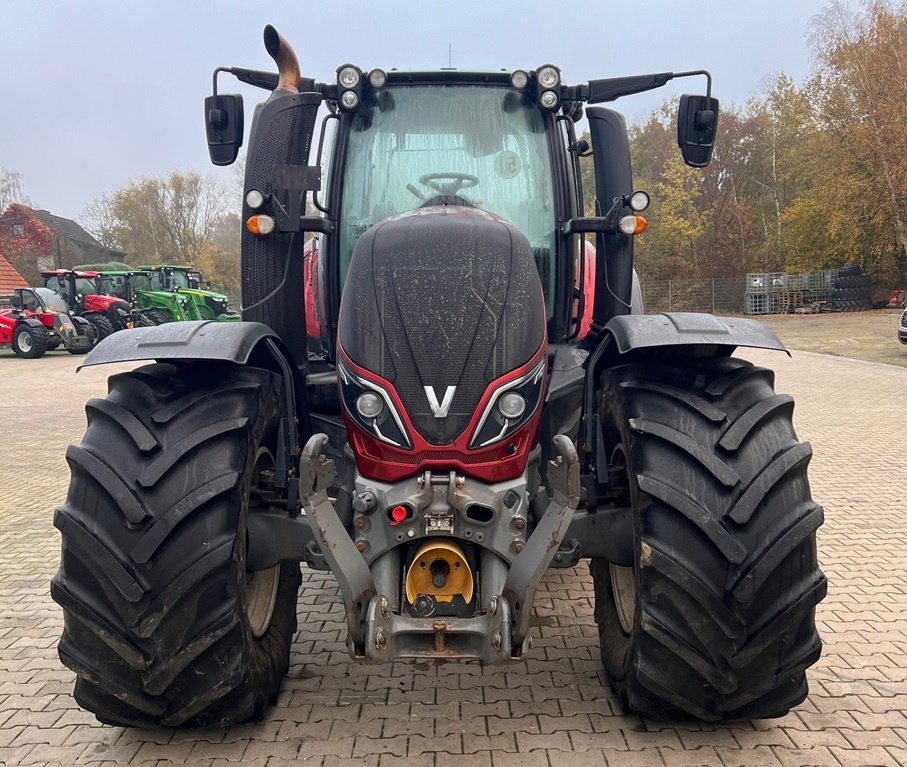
[604,312,787,355]
[77,319,283,368]
[17,317,46,331]
[77,320,308,492]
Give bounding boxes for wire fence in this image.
[640,278,746,315]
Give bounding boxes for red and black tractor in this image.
[42,269,145,337]
[0,287,94,357]
[52,27,826,728]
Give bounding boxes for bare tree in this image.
[0,168,31,212]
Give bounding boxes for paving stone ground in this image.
[0,345,905,767]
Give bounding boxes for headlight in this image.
[539,90,559,110]
[537,65,560,89]
[246,189,266,209]
[629,191,650,212]
[511,70,529,90]
[498,392,526,419]
[469,358,545,449]
[369,69,387,88]
[339,359,411,449]
[337,65,361,89]
[340,90,360,110]
[356,392,384,418]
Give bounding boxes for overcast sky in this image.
[1,1,853,222]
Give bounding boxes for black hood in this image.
[338,207,546,445]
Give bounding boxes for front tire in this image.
[85,313,114,340]
[592,356,826,720]
[52,362,300,727]
[12,324,48,358]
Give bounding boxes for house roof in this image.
[0,254,29,294]
[29,209,127,261]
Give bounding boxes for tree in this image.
[81,171,229,267]
[0,168,31,212]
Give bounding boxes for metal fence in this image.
[640,269,838,315]
[640,278,744,314]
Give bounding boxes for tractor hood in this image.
[338,207,546,446]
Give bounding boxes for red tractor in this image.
[0,287,94,357]
[53,27,826,728]
[42,269,142,337]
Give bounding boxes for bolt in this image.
[491,631,502,651]
[512,540,525,554]
[354,515,370,531]
[375,627,386,649]
[355,539,369,554]
[379,596,390,619]
[489,596,499,616]
[512,516,526,531]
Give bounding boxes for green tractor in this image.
[138,264,239,321]
[97,269,195,325]
[53,26,825,728]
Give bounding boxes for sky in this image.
[1,0,854,223]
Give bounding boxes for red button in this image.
[390,505,408,526]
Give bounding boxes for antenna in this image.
[449,44,451,69]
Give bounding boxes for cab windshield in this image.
[338,85,556,304]
[35,287,69,314]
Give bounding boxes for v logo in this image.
[424,385,456,418]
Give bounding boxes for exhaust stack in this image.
[263,25,300,94]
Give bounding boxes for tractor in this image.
[1,287,94,357]
[96,269,195,325]
[137,264,239,321]
[42,269,145,337]
[52,26,826,728]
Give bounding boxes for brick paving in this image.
[0,345,905,767]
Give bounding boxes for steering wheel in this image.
[418,172,479,196]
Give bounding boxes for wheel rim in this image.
[609,444,637,635]
[245,448,280,639]
[17,330,32,353]
[610,562,637,635]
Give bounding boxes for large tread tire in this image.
[144,309,171,325]
[12,324,49,358]
[85,313,114,340]
[592,356,826,721]
[52,362,300,727]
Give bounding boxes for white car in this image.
[899,308,907,344]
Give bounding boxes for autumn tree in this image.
[805,0,907,283]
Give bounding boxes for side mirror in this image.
[677,94,719,167]
[11,292,22,308]
[205,94,244,166]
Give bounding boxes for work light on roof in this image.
[369,69,387,88]
[539,90,559,110]
[340,90,360,110]
[510,70,529,90]
[537,65,560,89]
[337,65,361,89]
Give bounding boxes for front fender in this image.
[604,312,788,355]
[76,320,283,369]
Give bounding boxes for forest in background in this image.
[2,0,907,297]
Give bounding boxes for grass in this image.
[758,308,907,368]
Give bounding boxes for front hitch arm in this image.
[502,435,580,648]
[299,433,377,650]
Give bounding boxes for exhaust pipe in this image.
[263,25,300,94]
